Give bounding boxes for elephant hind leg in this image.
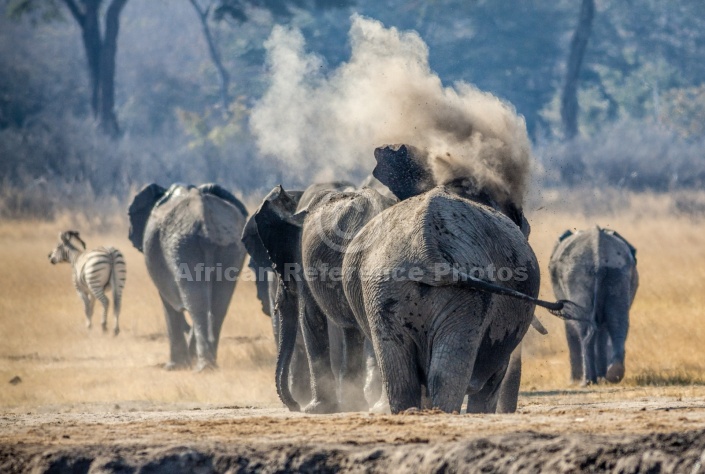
[496,345,522,414]
[466,363,508,414]
[427,328,480,413]
[339,327,368,412]
[300,293,339,414]
[374,336,422,414]
[161,297,191,370]
[565,322,583,383]
[594,327,610,379]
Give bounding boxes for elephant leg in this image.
[594,326,610,379]
[209,278,236,360]
[178,278,218,371]
[190,307,217,372]
[466,362,509,414]
[496,344,522,414]
[328,322,344,393]
[565,322,583,383]
[161,297,190,370]
[579,323,598,385]
[604,296,630,384]
[339,327,367,412]
[300,290,339,414]
[363,339,383,410]
[427,328,480,413]
[374,337,422,414]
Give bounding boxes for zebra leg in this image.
[94,291,110,333]
[80,291,94,329]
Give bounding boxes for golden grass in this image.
[1,191,705,410]
[523,190,705,390]
[0,215,279,408]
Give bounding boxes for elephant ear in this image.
[248,257,272,317]
[504,203,531,239]
[372,144,436,200]
[605,229,637,261]
[249,186,305,282]
[198,183,248,218]
[241,212,271,273]
[128,183,166,252]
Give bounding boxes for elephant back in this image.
[417,188,539,289]
[150,187,246,248]
[302,187,396,255]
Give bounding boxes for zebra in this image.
[48,230,126,335]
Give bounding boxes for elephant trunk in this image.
[275,283,301,412]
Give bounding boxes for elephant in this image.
[242,181,357,411]
[548,226,638,385]
[128,183,248,371]
[295,185,397,413]
[243,189,313,406]
[341,144,567,414]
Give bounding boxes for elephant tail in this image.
[204,248,215,344]
[439,269,584,320]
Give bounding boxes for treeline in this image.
[1,0,704,218]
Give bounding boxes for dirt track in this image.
[3,392,705,473]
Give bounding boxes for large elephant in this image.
[242,181,356,411]
[342,144,566,414]
[548,226,638,385]
[128,183,248,371]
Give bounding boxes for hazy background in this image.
[2,0,705,409]
[1,0,705,218]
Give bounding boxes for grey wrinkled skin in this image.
[242,181,356,412]
[128,183,248,372]
[244,191,312,408]
[548,226,638,385]
[299,186,397,413]
[342,144,544,414]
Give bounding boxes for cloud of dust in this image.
[250,15,533,206]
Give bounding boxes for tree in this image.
[7,0,129,137]
[188,0,354,120]
[561,0,595,139]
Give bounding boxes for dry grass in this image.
[1,191,705,410]
[0,214,279,408]
[523,190,705,390]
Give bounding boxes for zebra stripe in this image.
[49,236,126,335]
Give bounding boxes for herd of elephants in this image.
[49,143,639,415]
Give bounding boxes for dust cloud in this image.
[250,15,532,206]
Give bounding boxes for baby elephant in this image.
[48,230,126,335]
[549,226,638,385]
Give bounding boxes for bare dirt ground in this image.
[2,198,705,472]
[3,392,705,472]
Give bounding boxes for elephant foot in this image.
[303,398,339,414]
[606,362,625,383]
[369,396,391,414]
[195,360,218,372]
[164,361,191,371]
